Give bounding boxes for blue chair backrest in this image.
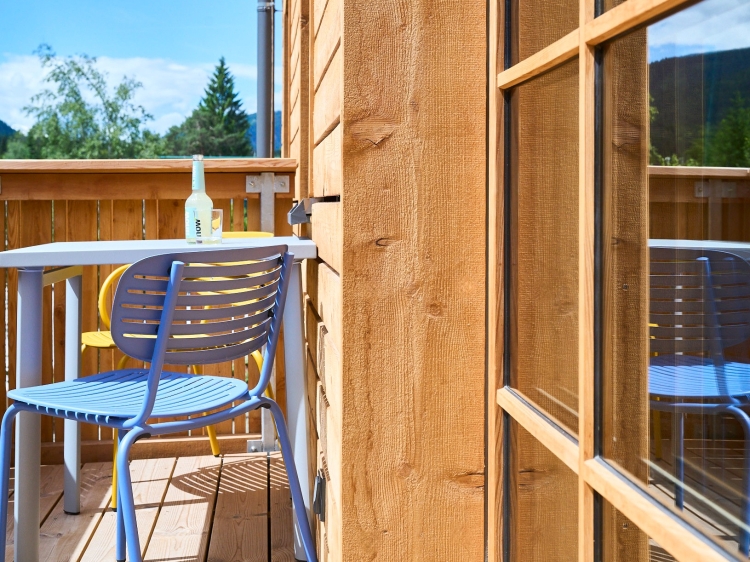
[111,245,290,367]
[650,247,750,357]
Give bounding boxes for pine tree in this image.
[166,58,252,156]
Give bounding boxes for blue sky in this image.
[0,0,282,133]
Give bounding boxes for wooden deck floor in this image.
[5,453,295,561]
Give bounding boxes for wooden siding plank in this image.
[313,47,341,146]
[0,173,294,201]
[67,200,101,442]
[313,0,341,91]
[313,0,329,37]
[309,203,341,274]
[312,124,342,197]
[81,457,176,562]
[339,0,486,558]
[143,456,219,561]
[207,454,268,562]
[314,259,342,350]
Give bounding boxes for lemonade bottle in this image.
[185,155,214,243]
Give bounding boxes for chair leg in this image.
[264,399,318,562]
[0,405,19,556]
[726,407,750,556]
[115,431,126,562]
[116,354,130,370]
[673,412,685,510]
[117,428,146,562]
[111,429,118,510]
[191,365,221,457]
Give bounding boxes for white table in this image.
[0,236,315,562]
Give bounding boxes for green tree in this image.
[704,93,750,167]
[15,44,165,159]
[165,57,252,156]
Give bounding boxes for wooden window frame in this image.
[487,0,738,560]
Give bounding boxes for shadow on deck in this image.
[5,452,295,561]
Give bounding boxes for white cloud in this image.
[649,0,750,59]
[0,54,274,134]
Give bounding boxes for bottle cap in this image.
[193,154,203,161]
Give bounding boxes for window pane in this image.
[601,0,750,557]
[507,420,578,561]
[510,0,578,65]
[509,59,579,435]
[601,500,675,562]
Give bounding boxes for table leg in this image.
[15,268,43,562]
[63,274,82,514]
[283,261,311,560]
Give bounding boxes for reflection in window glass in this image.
[601,500,676,562]
[510,0,578,65]
[508,420,578,562]
[601,0,750,558]
[509,59,579,435]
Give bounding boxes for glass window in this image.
[507,420,578,561]
[510,0,578,65]
[601,0,750,557]
[509,58,580,435]
[601,500,675,561]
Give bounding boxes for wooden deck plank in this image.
[143,455,220,561]
[269,453,296,562]
[5,465,65,559]
[207,454,268,562]
[81,457,175,562]
[35,462,112,562]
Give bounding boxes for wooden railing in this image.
[0,158,296,462]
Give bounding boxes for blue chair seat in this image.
[650,355,750,398]
[8,369,250,420]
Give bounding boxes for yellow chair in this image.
[83,231,274,509]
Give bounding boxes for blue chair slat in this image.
[0,245,319,562]
[649,247,750,555]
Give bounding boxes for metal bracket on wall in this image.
[287,195,341,225]
[695,179,738,198]
[246,173,291,233]
[246,438,280,453]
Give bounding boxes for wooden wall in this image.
[284,0,487,559]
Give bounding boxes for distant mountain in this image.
[247,111,282,156]
[650,46,750,159]
[0,119,15,138]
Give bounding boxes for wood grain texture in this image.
[144,456,219,561]
[313,47,341,146]
[313,0,341,91]
[207,454,268,562]
[309,202,342,274]
[312,124,342,197]
[0,173,294,201]
[498,29,579,90]
[270,453,296,561]
[82,458,175,562]
[0,158,296,173]
[583,0,693,45]
[487,0,505,558]
[339,0,486,558]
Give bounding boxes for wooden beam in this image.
[649,165,750,179]
[583,0,694,46]
[497,388,580,474]
[582,459,730,562]
[0,158,296,173]
[497,30,579,90]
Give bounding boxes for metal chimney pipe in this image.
[257,0,275,158]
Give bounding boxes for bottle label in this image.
[186,208,212,239]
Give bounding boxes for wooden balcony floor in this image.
[6,453,295,561]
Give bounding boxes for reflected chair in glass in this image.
[0,246,318,562]
[650,247,750,554]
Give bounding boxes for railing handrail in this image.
[0,158,297,174]
[649,165,750,179]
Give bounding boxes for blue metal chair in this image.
[650,247,750,555]
[0,245,318,562]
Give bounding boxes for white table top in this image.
[0,236,317,268]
